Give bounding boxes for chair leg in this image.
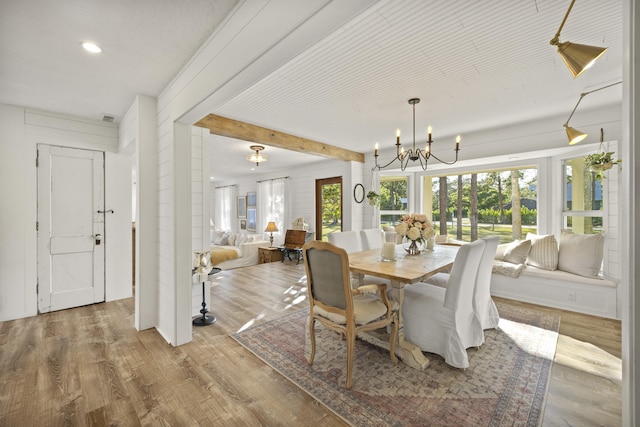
[345,328,356,389]
[388,312,399,365]
[307,316,316,365]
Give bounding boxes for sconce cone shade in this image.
[565,125,588,145]
[556,41,607,78]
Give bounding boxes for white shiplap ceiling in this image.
[0,1,623,182]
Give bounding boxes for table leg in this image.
[388,280,429,370]
[350,272,365,288]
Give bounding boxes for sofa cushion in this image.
[501,239,531,264]
[526,233,559,271]
[557,231,605,278]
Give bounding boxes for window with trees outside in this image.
[430,167,538,244]
[379,175,410,226]
[562,156,604,235]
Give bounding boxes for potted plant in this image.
[366,191,380,206]
[584,151,621,178]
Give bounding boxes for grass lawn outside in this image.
[321,220,536,244]
[441,223,537,244]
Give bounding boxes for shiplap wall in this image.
[0,105,132,321]
[191,127,210,316]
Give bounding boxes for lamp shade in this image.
[264,221,279,232]
[556,41,607,78]
[565,125,588,145]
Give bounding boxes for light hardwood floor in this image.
[0,261,621,426]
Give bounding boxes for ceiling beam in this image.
[194,114,364,163]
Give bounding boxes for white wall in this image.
[0,105,132,321]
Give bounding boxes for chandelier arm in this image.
[428,150,459,166]
[550,0,575,46]
[417,150,429,171]
[373,154,404,172]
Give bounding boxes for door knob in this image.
[95,234,102,245]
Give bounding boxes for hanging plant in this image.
[584,128,621,179]
[585,151,621,179]
[366,191,380,206]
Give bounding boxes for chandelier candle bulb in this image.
[456,135,461,150]
[428,126,432,142]
[374,142,379,156]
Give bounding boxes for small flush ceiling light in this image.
[81,41,102,54]
[550,0,607,78]
[563,81,622,145]
[247,145,267,166]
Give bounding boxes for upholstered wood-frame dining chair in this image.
[302,240,398,389]
[402,239,485,369]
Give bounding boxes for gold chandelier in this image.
[373,98,460,172]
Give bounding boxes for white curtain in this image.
[214,185,237,231]
[257,178,290,245]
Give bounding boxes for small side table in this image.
[192,267,221,326]
[259,246,284,264]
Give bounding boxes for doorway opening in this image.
[315,176,342,241]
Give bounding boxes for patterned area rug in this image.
[231,302,559,426]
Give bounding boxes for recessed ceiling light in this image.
[81,42,102,54]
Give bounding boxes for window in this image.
[429,167,538,243]
[379,175,410,226]
[562,156,603,234]
[258,178,289,242]
[214,185,237,230]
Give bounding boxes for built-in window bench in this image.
[490,267,617,319]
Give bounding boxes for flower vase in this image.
[402,237,424,255]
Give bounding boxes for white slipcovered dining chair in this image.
[328,230,388,287]
[302,240,398,389]
[423,236,500,330]
[402,239,485,369]
[327,231,363,253]
[360,228,383,251]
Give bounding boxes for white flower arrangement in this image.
[395,214,435,243]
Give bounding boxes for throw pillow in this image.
[228,233,237,246]
[558,231,605,278]
[525,233,559,271]
[212,230,225,244]
[502,239,531,264]
[494,243,509,260]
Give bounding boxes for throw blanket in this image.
[492,260,525,278]
[210,247,239,266]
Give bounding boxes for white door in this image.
[37,145,105,313]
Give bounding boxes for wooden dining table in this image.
[348,244,460,371]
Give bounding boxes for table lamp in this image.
[264,221,278,247]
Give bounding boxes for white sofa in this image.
[210,230,269,270]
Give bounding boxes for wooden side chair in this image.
[279,229,307,264]
[302,240,398,389]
